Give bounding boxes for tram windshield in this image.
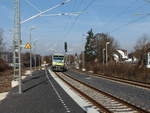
[53,56,64,62]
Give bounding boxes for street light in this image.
[33,40,38,70]
[106,42,110,64]
[81,34,88,71]
[68,49,73,66]
[103,48,105,64]
[29,26,36,75]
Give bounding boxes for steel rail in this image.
[54,72,112,113]
[72,69,150,90]
[60,72,150,113]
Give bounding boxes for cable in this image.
[62,0,83,39]
[21,0,73,24]
[109,15,149,34]
[100,0,146,30]
[24,0,41,12]
[63,0,96,39]
[63,0,78,38]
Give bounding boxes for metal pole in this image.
[30,30,32,75]
[106,42,110,64]
[14,0,22,94]
[106,43,107,64]
[18,37,22,94]
[69,54,71,65]
[82,51,85,71]
[103,49,105,64]
[17,0,22,94]
[35,55,36,70]
[33,41,37,70]
[39,56,41,69]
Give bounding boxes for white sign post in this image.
[147,52,150,68]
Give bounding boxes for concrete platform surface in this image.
[0,92,8,101]
[0,70,85,113]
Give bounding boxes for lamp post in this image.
[29,26,36,75]
[81,51,86,71]
[103,48,105,64]
[81,34,88,71]
[33,40,38,70]
[106,42,110,64]
[68,49,73,66]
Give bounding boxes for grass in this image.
[0,70,13,93]
[84,62,150,84]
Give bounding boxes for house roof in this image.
[117,49,128,59]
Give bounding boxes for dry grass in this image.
[0,70,13,93]
[85,62,150,84]
[0,59,11,72]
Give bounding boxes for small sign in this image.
[24,42,31,49]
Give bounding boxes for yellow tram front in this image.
[52,55,67,71]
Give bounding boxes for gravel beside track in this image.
[65,70,150,112]
[57,72,148,113]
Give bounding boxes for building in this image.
[146,48,150,68]
[0,52,13,64]
[113,49,128,62]
[113,49,138,63]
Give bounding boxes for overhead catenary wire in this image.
[63,0,97,39]
[40,12,83,16]
[107,0,150,34]
[144,0,150,3]
[109,15,149,34]
[62,0,79,38]
[100,0,144,30]
[21,0,73,24]
[24,0,41,12]
[63,0,83,39]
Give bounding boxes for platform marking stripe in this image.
[45,70,71,113]
[49,70,100,113]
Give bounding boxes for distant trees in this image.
[0,59,10,72]
[84,29,95,62]
[22,52,42,67]
[0,28,5,54]
[43,55,52,64]
[94,33,119,63]
[22,52,30,67]
[133,35,150,67]
[0,28,10,72]
[84,29,119,63]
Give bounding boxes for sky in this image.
[1,0,150,55]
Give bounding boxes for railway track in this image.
[72,69,150,90]
[54,72,150,113]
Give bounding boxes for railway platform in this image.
[0,70,85,113]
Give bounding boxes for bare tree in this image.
[94,33,119,63]
[0,28,4,53]
[134,34,150,67]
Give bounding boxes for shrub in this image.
[84,61,150,84]
[0,59,10,72]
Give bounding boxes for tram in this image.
[51,54,67,71]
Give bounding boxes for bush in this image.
[0,59,10,72]
[85,61,150,84]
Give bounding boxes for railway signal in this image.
[64,42,68,53]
